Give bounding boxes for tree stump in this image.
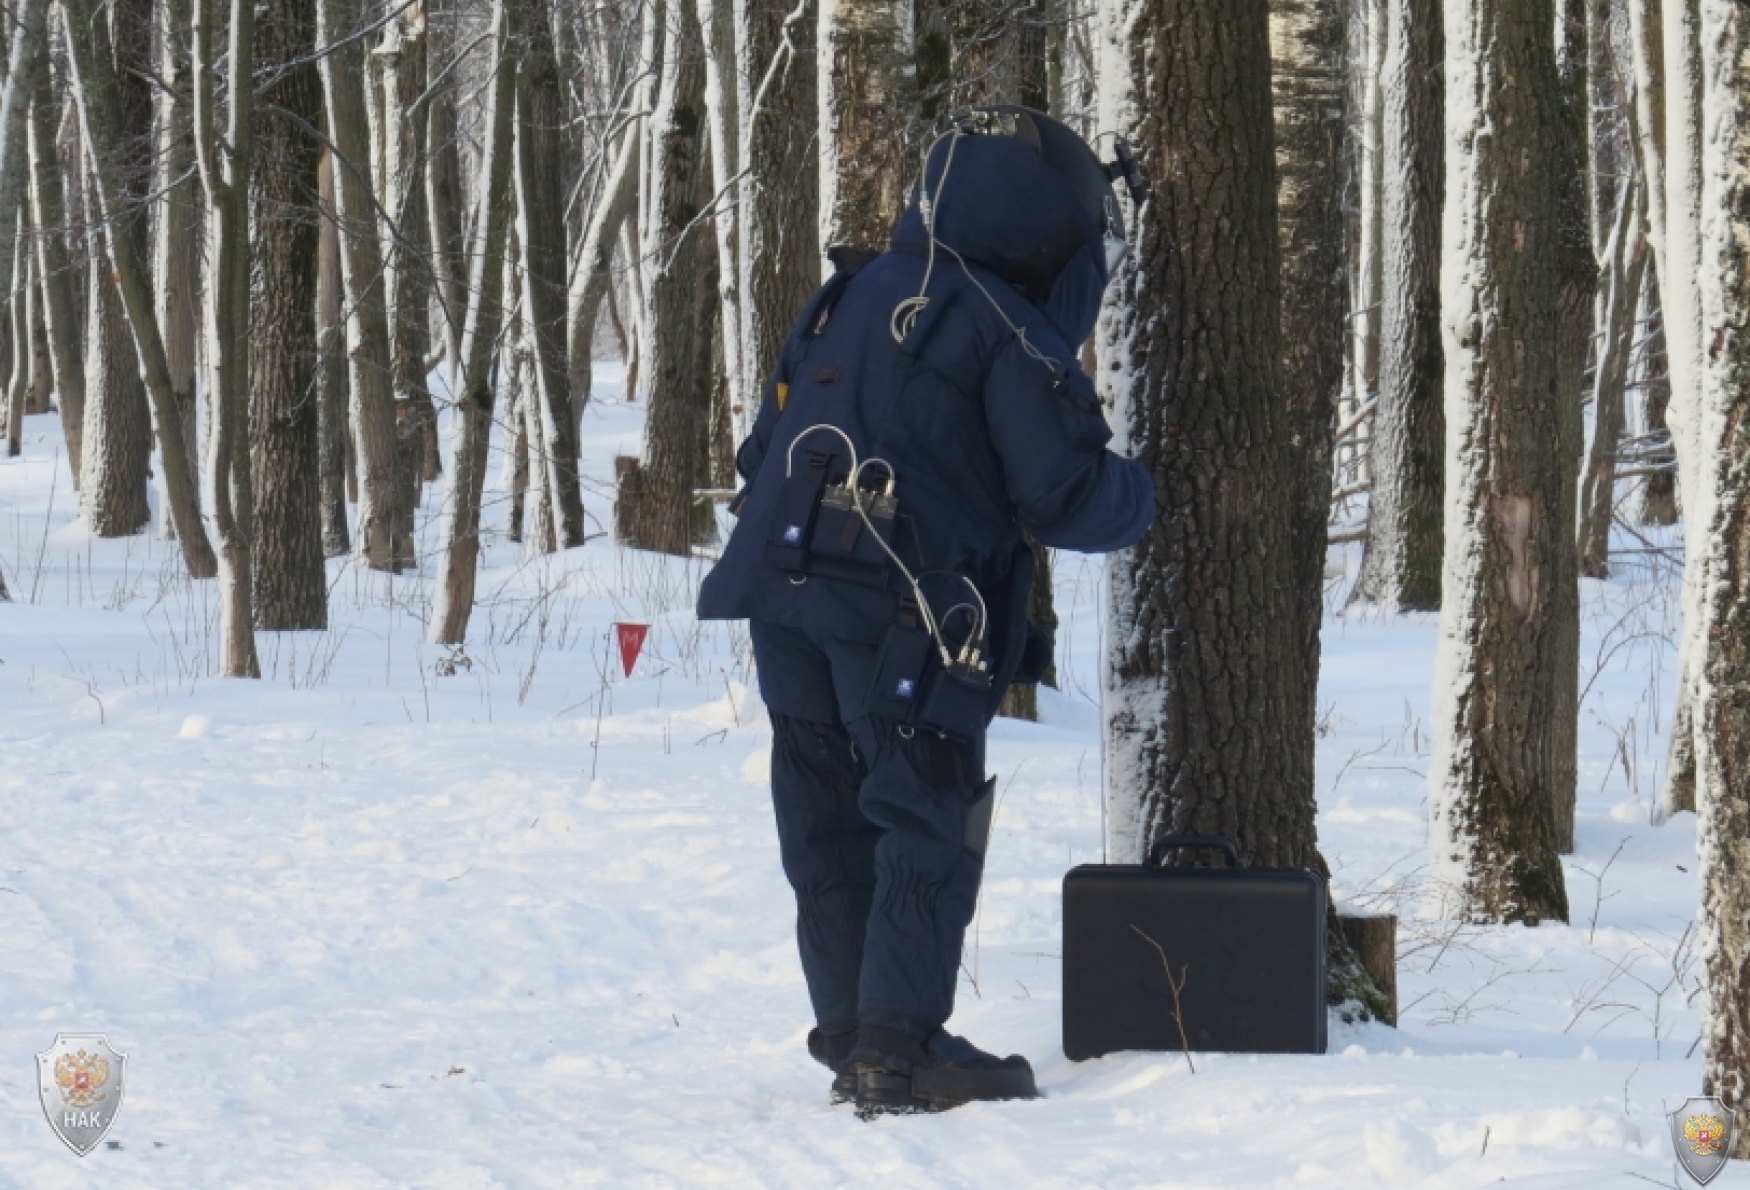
[1337,908,1398,1026]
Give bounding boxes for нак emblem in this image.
[36,1034,126,1156]
[1669,1095,1735,1185]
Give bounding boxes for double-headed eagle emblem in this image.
[1670,1096,1735,1185]
[54,1049,110,1110]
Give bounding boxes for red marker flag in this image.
[613,622,650,677]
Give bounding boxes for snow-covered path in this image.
[0,382,1735,1187]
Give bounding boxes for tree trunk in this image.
[1269,0,1346,727]
[155,0,200,542]
[1350,0,1387,432]
[1097,0,1317,869]
[424,85,466,367]
[695,0,745,434]
[76,0,154,538]
[1426,0,1573,924]
[1577,178,1648,580]
[514,0,585,550]
[191,0,259,677]
[250,0,326,631]
[817,0,916,259]
[620,0,712,557]
[428,0,518,645]
[1639,273,1679,525]
[734,0,819,434]
[316,150,351,558]
[317,0,400,572]
[29,50,85,486]
[8,216,29,455]
[1659,0,1706,819]
[0,0,49,410]
[1546,0,1594,856]
[60,0,216,575]
[376,11,432,571]
[1695,0,1750,1137]
[1350,0,1444,611]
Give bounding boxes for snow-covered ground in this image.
[0,370,1735,1187]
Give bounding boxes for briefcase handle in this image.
[1147,833,1241,868]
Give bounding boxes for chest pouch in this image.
[866,616,934,722]
[763,447,838,573]
[807,467,899,587]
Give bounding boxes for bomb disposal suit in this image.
[697,109,1154,1114]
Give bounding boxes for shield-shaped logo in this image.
[35,1034,126,1156]
[1669,1095,1735,1185]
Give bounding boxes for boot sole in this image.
[854,1066,1039,1118]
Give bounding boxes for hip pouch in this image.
[763,446,838,573]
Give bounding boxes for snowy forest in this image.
[3,0,1750,1182]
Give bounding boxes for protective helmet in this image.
[943,106,1149,275]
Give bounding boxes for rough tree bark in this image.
[1696,0,1750,1131]
[428,0,518,645]
[250,0,327,630]
[0,0,49,399]
[1098,0,1314,867]
[1350,0,1444,611]
[318,0,401,572]
[76,0,154,538]
[619,0,712,556]
[734,0,819,437]
[817,0,916,259]
[1269,0,1346,723]
[1426,0,1573,924]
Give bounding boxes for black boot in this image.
[850,1025,1038,1117]
[807,1027,859,1104]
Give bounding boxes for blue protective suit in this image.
[697,132,1154,1041]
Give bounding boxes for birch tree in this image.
[1426,0,1572,924]
[817,0,916,257]
[191,0,260,677]
[154,0,199,542]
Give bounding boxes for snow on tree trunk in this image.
[1351,0,1444,611]
[817,0,916,261]
[1097,0,1321,870]
[1660,0,1706,818]
[1694,0,1750,1144]
[1351,0,1386,449]
[249,0,326,632]
[1426,0,1573,924]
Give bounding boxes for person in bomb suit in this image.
[697,108,1153,1116]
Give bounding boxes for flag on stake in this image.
[613,622,650,677]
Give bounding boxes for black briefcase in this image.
[1062,834,1327,1060]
